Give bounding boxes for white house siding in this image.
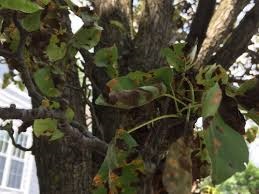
[0,64,39,194]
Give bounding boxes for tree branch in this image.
[195,0,250,66]
[211,1,259,69]
[184,0,216,55]
[0,106,108,155]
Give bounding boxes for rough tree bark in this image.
[0,0,259,193]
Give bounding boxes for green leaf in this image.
[110,20,126,32]
[92,186,107,194]
[73,26,102,50]
[2,73,11,89]
[49,129,64,141]
[21,11,41,32]
[245,111,259,126]
[33,67,61,97]
[46,35,67,62]
[0,0,42,13]
[202,83,222,118]
[161,47,184,72]
[204,113,249,184]
[236,78,258,96]
[38,0,50,5]
[161,43,185,72]
[94,45,118,78]
[94,46,118,67]
[151,67,174,90]
[65,107,74,123]
[33,118,58,137]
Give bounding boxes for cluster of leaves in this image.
[0,0,102,140]
[1,1,259,193]
[94,41,257,190]
[199,163,259,194]
[92,129,144,194]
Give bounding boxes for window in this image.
[0,156,6,184]
[0,131,9,154]
[7,160,24,189]
[13,134,28,159]
[0,130,29,190]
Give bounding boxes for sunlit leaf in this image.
[49,129,64,141]
[204,113,249,184]
[33,118,58,137]
[0,0,42,13]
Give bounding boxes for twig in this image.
[12,14,43,103]
[1,124,32,151]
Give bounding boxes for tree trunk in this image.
[32,70,93,194]
[33,139,91,194]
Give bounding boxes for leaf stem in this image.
[162,93,187,107]
[127,114,179,133]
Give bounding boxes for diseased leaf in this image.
[73,26,102,50]
[196,64,228,88]
[33,67,61,97]
[163,137,192,194]
[0,0,42,13]
[202,83,222,118]
[96,83,167,109]
[204,113,249,184]
[245,127,258,143]
[21,11,41,32]
[46,35,67,62]
[92,129,144,194]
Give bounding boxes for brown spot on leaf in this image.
[213,138,221,154]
